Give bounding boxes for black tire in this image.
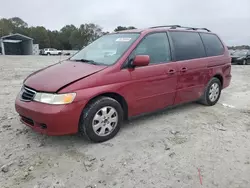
[242,59,247,65]
[199,77,222,106]
[79,97,123,143]
[47,53,51,56]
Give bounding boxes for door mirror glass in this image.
[132,55,150,67]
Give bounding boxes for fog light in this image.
[40,124,47,129]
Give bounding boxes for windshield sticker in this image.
[116,38,131,42]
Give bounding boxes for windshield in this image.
[70,33,140,65]
[232,51,247,56]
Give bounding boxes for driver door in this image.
[127,32,178,116]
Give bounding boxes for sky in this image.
[0,0,250,45]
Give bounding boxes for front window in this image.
[132,32,172,64]
[70,33,140,65]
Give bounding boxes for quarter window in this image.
[133,33,171,64]
[200,33,224,56]
[169,31,206,61]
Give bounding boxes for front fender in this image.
[72,84,127,103]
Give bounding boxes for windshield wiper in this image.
[71,59,99,65]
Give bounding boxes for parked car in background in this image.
[231,50,250,65]
[40,48,62,56]
[229,50,235,55]
[15,25,231,142]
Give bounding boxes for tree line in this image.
[0,17,136,50]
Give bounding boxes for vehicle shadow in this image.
[23,101,201,148]
[122,101,201,130]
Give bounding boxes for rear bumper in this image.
[15,96,86,136]
[223,75,232,89]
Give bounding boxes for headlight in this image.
[33,92,76,104]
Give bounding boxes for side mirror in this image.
[132,55,150,67]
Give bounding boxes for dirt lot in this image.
[0,56,250,188]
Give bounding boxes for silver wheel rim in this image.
[209,83,220,102]
[92,106,118,137]
[243,60,246,65]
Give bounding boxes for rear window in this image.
[200,33,224,56]
[169,31,206,61]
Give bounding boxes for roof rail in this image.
[149,25,181,29]
[149,25,211,32]
[180,26,211,32]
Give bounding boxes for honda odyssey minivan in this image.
[15,25,232,142]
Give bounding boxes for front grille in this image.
[20,86,36,101]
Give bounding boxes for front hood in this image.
[24,60,107,92]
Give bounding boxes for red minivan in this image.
[15,25,232,142]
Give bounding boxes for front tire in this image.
[199,77,222,106]
[243,59,247,65]
[79,97,123,143]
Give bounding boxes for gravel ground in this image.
[0,56,250,188]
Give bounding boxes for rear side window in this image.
[169,31,206,61]
[200,33,224,56]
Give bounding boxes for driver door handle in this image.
[168,69,176,74]
[181,67,188,72]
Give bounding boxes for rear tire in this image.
[47,53,51,56]
[79,97,123,143]
[199,77,222,106]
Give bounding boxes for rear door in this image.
[168,31,208,104]
[199,32,232,88]
[127,32,178,116]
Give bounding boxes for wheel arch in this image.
[213,74,223,86]
[85,92,129,120]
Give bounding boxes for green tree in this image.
[69,23,103,50]
[47,30,62,49]
[0,17,107,50]
[9,17,28,28]
[29,26,50,49]
[114,26,136,32]
[10,17,29,36]
[80,23,103,44]
[0,18,14,37]
[69,29,82,50]
[102,31,110,35]
[60,25,77,50]
[0,17,29,37]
